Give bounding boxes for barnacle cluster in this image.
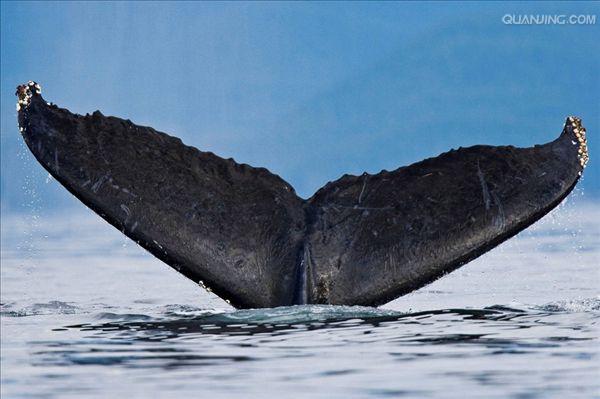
[15,81,41,111]
[566,116,589,169]
[198,279,231,304]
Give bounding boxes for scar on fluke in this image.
[16,81,588,309]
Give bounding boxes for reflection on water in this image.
[2,300,599,398]
[63,306,544,343]
[1,200,599,398]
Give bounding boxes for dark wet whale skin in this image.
[16,82,588,309]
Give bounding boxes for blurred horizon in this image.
[1,2,599,216]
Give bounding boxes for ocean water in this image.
[1,195,599,398]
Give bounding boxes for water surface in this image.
[1,198,599,398]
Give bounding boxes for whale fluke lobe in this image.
[17,81,306,308]
[305,120,586,306]
[17,82,588,308]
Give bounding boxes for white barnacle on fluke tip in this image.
[566,116,589,168]
[15,81,41,111]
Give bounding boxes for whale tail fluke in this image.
[16,82,587,308]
